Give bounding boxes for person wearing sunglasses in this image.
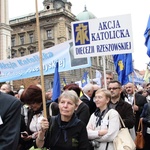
[107,80,135,129]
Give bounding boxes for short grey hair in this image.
[58,90,79,106]
[82,83,93,93]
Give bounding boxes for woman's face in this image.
[59,97,76,118]
[28,102,42,111]
[94,92,109,109]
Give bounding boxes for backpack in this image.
[113,115,136,150]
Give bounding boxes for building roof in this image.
[76,6,96,21]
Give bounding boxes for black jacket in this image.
[134,93,147,131]
[44,113,89,150]
[0,92,21,150]
[80,94,96,115]
[109,98,135,129]
[19,101,59,150]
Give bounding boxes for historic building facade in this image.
[8,0,115,90]
[0,0,12,60]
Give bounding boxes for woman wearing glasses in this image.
[87,88,120,150]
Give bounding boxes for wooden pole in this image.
[103,56,107,88]
[35,0,47,118]
[89,67,93,84]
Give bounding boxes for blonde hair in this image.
[95,88,111,101]
[58,90,79,106]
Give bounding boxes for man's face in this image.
[87,88,94,98]
[0,84,10,93]
[108,82,122,99]
[106,74,113,85]
[125,83,134,95]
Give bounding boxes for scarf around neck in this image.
[94,107,109,127]
[53,113,80,145]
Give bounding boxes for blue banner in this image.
[0,40,91,82]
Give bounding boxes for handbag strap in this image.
[105,142,109,150]
[118,114,126,128]
[137,119,143,132]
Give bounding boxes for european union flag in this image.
[81,71,89,87]
[52,62,61,102]
[113,53,133,85]
[144,15,150,57]
[62,77,67,87]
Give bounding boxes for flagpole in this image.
[103,56,107,88]
[89,67,93,84]
[35,0,47,118]
[132,60,136,114]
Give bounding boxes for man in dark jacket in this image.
[125,82,147,131]
[80,83,96,115]
[0,92,21,150]
[108,80,135,129]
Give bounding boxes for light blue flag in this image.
[52,62,61,102]
[113,53,133,85]
[144,15,150,57]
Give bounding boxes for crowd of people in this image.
[0,70,150,150]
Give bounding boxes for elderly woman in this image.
[87,89,120,150]
[35,90,89,150]
[63,83,90,125]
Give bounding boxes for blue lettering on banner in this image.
[0,62,18,69]
[26,59,66,73]
[91,29,130,41]
[76,46,95,55]
[17,55,39,66]
[17,52,53,66]
[73,22,90,46]
[42,52,53,60]
[96,42,131,52]
[98,20,121,30]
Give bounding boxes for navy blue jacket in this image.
[0,92,21,150]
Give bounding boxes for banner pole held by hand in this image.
[35,0,47,118]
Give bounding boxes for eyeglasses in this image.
[108,87,120,90]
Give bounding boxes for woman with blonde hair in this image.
[87,89,120,150]
[35,90,89,150]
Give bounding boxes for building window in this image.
[11,50,17,58]
[47,30,52,39]
[29,33,34,43]
[20,35,25,45]
[29,49,36,54]
[11,37,15,46]
[20,51,25,57]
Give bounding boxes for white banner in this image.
[71,14,133,58]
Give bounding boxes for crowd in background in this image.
[0,70,150,150]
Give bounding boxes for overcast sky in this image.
[9,0,150,70]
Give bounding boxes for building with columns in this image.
[0,0,12,60]
[0,0,115,90]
